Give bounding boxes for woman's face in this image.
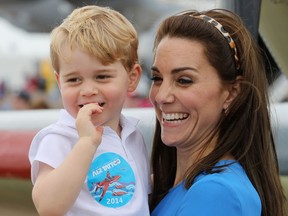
[149,37,230,151]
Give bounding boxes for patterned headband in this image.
[190,14,240,70]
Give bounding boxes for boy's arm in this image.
[32,104,103,216]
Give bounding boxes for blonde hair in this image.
[50,5,138,72]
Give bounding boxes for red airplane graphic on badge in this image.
[93,171,121,202]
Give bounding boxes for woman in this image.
[149,9,286,216]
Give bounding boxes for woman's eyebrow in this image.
[150,66,198,74]
[171,67,198,74]
[151,66,159,72]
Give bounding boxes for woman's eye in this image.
[150,75,162,83]
[178,77,193,85]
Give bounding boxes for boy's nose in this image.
[80,83,98,97]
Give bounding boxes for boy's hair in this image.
[50,5,138,72]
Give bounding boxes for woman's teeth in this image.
[162,113,189,121]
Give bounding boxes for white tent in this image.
[0,17,50,58]
[0,17,50,90]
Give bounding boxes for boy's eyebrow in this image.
[61,71,79,77]
[61,68,116,77]
[151,66,198,74]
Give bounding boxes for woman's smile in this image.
[161,112,189,125]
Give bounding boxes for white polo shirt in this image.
[29,109,150,216]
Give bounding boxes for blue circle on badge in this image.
[87,152,136,208]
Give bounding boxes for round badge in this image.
[87,152,136,208]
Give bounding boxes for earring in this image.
[224,105,229,116]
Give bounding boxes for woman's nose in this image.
[155,82,174,104]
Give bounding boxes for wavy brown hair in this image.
[149,9,287,216]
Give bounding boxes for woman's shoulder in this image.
[186,160,261,213]
[193,160,250,192]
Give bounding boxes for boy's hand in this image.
[76,103,104,146]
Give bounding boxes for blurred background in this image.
[0,0,287,215]
[0,0,287,112]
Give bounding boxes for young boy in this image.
[29,5,150,216]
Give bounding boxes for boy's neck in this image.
[115,124,122,138]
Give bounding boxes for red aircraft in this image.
[94,171,121,202]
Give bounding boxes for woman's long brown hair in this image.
[149,9,287,216]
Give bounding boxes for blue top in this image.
[151,160,261,216]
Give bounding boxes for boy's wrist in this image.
[78,136,100,148]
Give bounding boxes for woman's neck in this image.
[174,148,234,186]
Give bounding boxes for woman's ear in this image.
[128,64,142,92]
[223,76,242,109]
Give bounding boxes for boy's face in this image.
[55,46,141,131]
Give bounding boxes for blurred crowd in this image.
[0,73,60,110]
[0,68,152,111]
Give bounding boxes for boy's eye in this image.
[96,75,111,80]
[67,77,80,83]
